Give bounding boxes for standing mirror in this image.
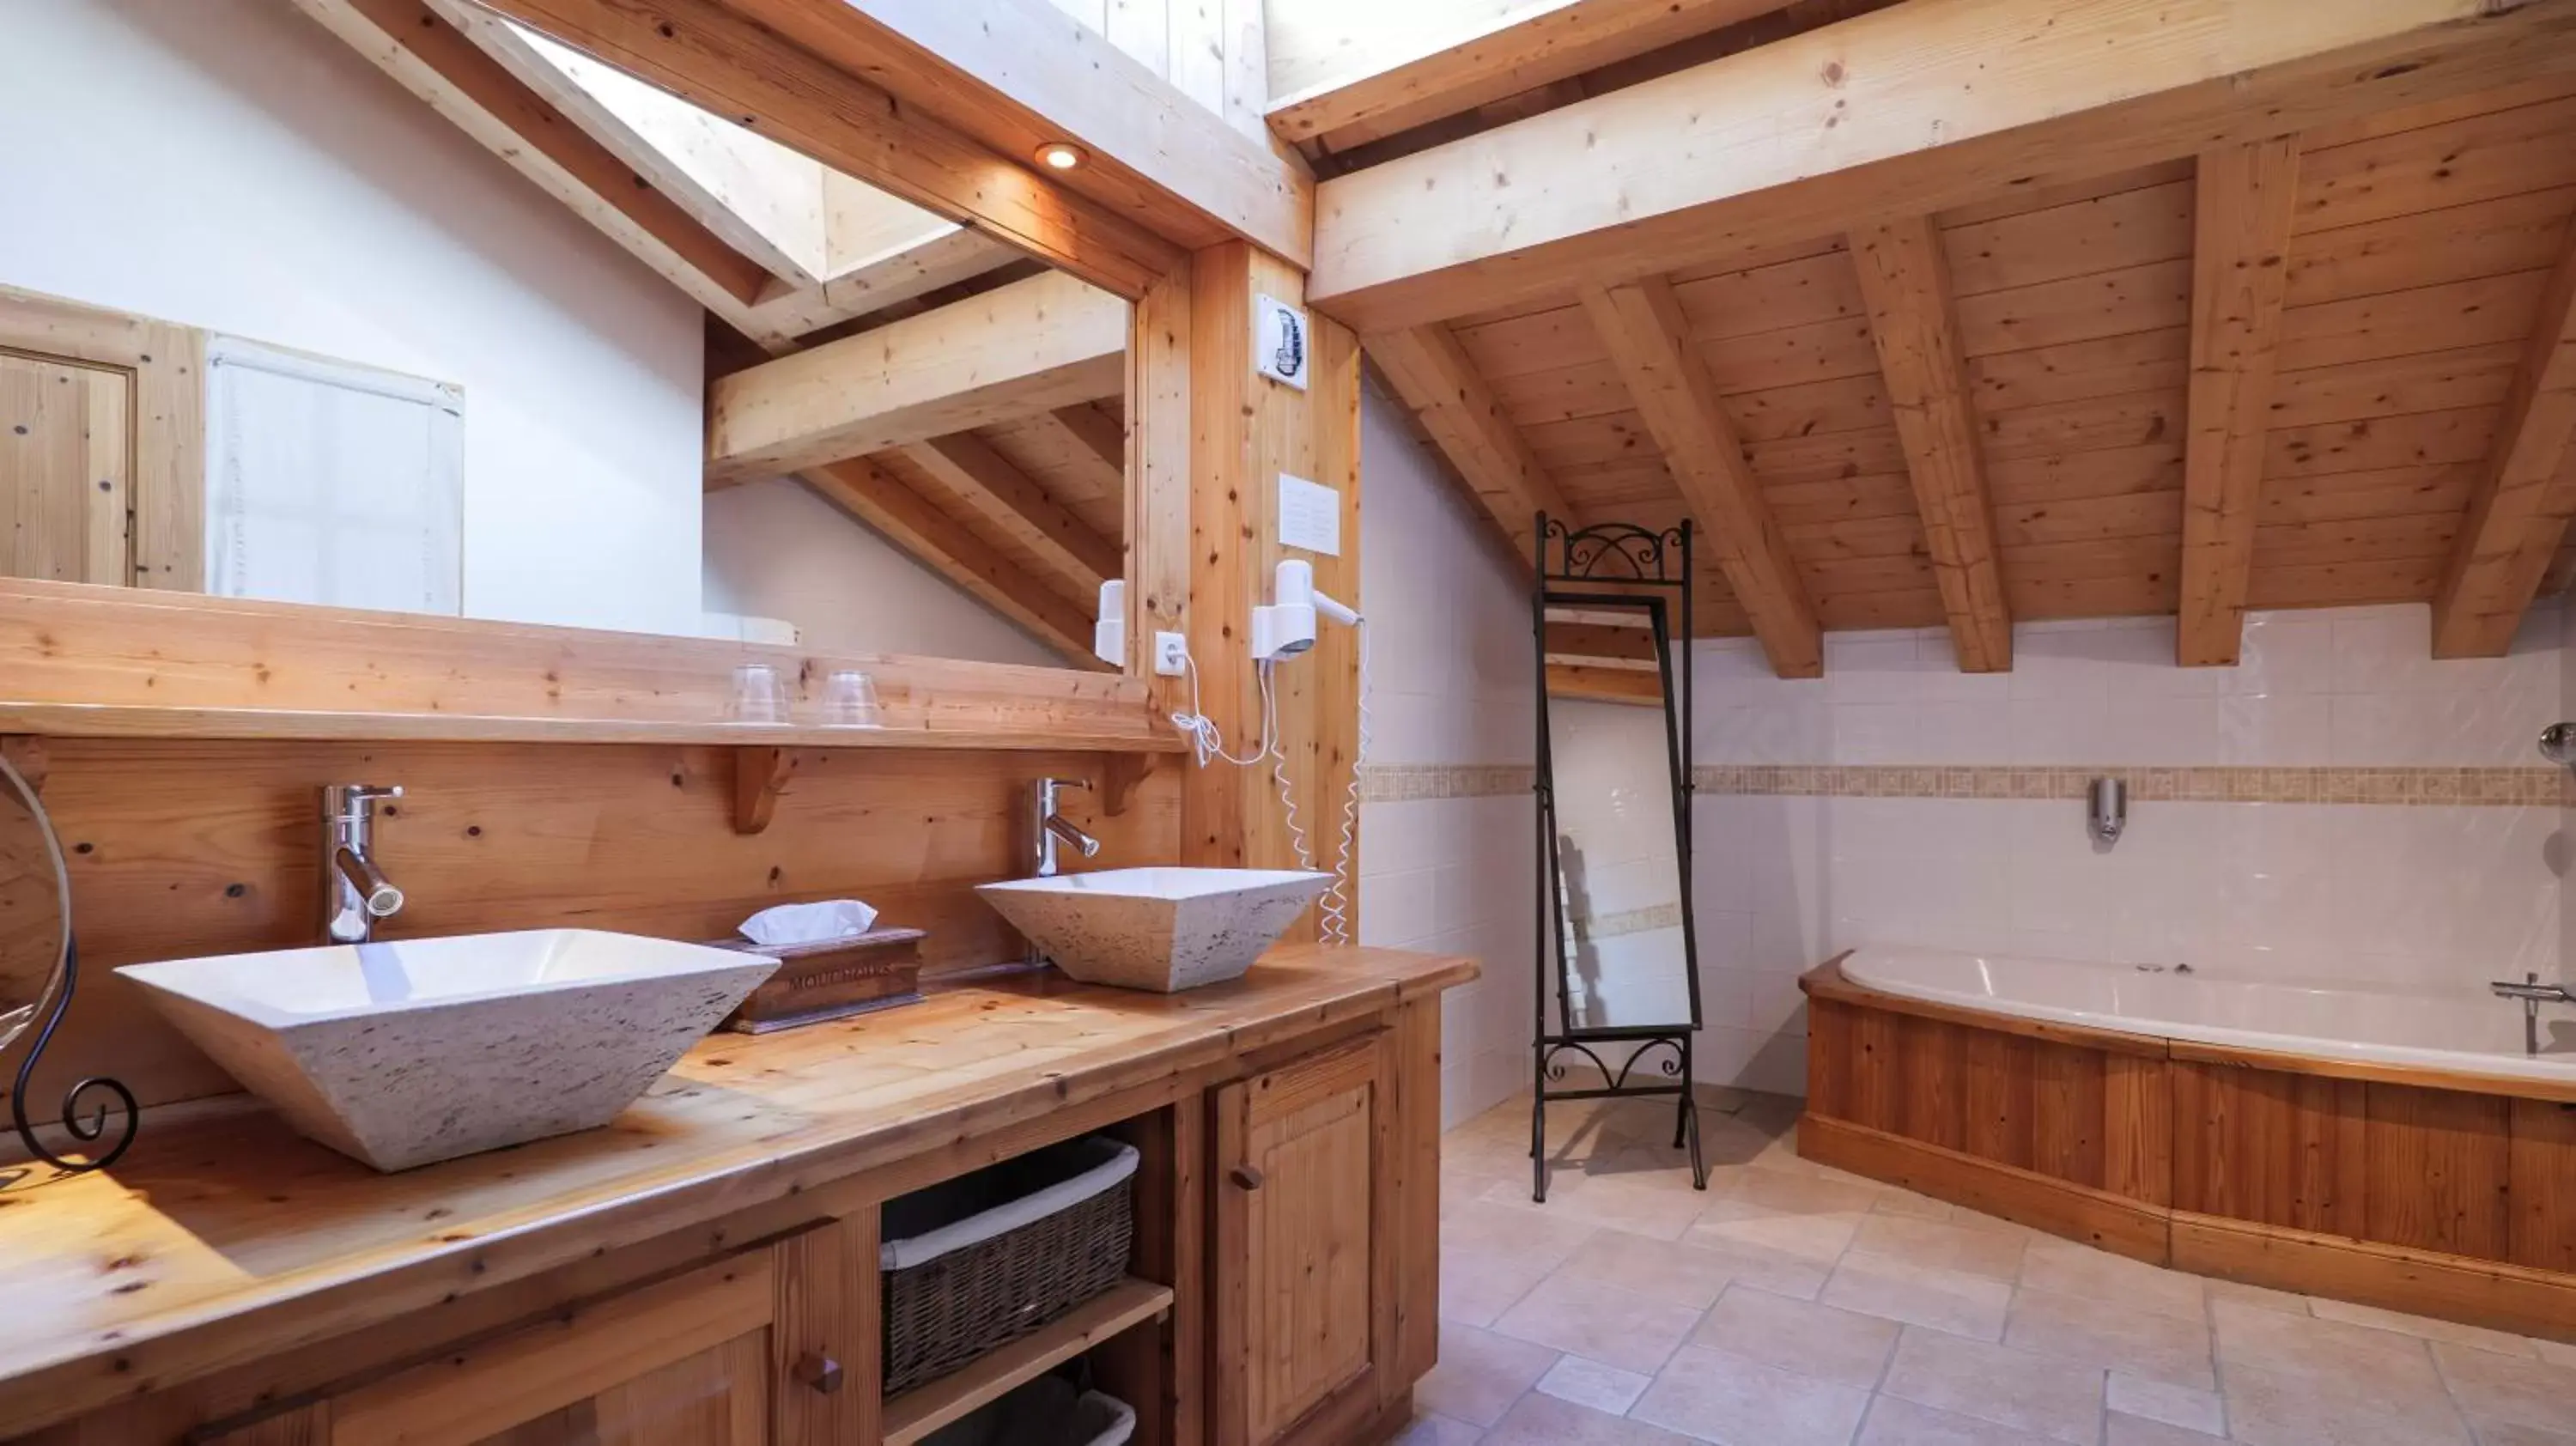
[0,749,133,1178]
[1531,518,1704,1201]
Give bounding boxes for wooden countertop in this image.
[0,944,1475,1434]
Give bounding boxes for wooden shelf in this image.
[881,1278,1174,1445]
[0,702,1186,753]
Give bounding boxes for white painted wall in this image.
[703,479,1061,665]
[0,0,706,635]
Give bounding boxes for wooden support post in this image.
[2178,137,2300,667]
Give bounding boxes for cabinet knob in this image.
[1230,1164,1265,1192]
[794,1352,844,1395]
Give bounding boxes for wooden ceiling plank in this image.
[904,431,1123,591]
[1039,404,1131,501]
[1364,325,1575,563]
[473,0,1185,299]
[1306,0,2576,332]
[1266,0,1800,153]
[291,0,784,340]
[1544,661,1664,705]
[800,459,1103,666]
[1578,278,1822,677]
[2430,217,2576,657]
[708,271,1129,483]
[1543,622,1659,662]
[1851,215,2013,672]
[2177,137,2302,667]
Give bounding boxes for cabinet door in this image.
[0,349,130,585]
[1212,1036,1390,1446]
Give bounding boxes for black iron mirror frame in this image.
[0,750,137,1179]
[1528,514,1705,1202]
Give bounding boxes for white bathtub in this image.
[1838,945,2576,1086]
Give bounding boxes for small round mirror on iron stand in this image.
[0,747,136,1178]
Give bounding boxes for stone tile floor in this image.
[1397,1090,2576,1446]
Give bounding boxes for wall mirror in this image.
[0,747,133,1176]
[1531,518,1704,1201]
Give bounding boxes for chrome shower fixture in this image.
[2542,722,2576,772]
[2087,776,2127,847]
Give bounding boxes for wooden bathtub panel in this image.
[1896,1015,1969,1151]
[1807,996,1856,1119]
[2366,1084,2512,1262]
[1853,1008,1904,1134]
[2033,1041,2107,1191]
[2172,1062,2368,1236]
[1962,1030,2038,1171]
[2104,1054,2172,1206]
[2508,1098,2576,1273]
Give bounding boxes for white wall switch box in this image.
[1277,472,1340,556]
[1253,293,1309,390]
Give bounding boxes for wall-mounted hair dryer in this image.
[1251,559,1358,660]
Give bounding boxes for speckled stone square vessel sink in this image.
[977,867,1331,992]
[117,930,776,1172]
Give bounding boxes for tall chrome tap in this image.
[323,783,406,945]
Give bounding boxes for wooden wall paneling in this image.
[1578,278,1822,676]
[2171,1062,2367,1237]
[1850,215,2012,670]
[1364,325,1573,562]
[2429,212,2576,656]
[191,1402,329,1445]
[0,355,129,587]
[1893,1013,1966,1152]
[2032,1041,2105,1191]
[1804,995,1854,1119]
[2102,1054,2171,1207]
[2178,137,2301,665]
[0,739,1182,1122]
[1960,1029,2037,1172]
[1125,270,1192,685]
[1850,1006,1900,1133]
[2365,1082,2513,1263]
[2507,1097,2576,1274]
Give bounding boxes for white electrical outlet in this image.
[1154,631,1189,677]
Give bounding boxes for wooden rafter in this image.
[1306,0,2576,331]
[2178,137,2301,667]
[291,0,778,333]
[749,230,1024,339]
[708,271,1128,483]
[2431,217,2576,658]
[475,0,1186,299]
[1039,404,1129,500]
[799,459,1102,666]
[904,432,1122,592]
[1852,215,2011,672]
[1364,325,1572,564]
[1545,663,1662,705]
[1543,623,1658,663]
[1578,278,1821,677]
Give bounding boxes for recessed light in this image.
[1036,142,1088,171]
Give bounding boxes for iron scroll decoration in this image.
[0,750,138,1176]
[1540,516,1691,586]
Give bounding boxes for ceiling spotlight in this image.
[1036,141,1088,171]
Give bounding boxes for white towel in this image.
[738,898,878,948]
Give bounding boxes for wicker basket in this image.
[880,1136,1138,1396]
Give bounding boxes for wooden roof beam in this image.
[2431,216,2576,658]
[800,459,1103,667]
[473,0,1185,299]
[291,0,784,341]
[708,270,1128,483]
[1039,404,1130,500]
[904,431,1123,592]
[1266,0,1799,155]
[1852,215,2011,672]
[1307,0,2576,332]
[1544,622,1659,663]
[2178,137,2301,667]
[1579,278,1821,678]
[1363,325,1574,564]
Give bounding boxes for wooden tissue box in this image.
[710,927,926,1033]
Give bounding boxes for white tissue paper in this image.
[738,898,879,948]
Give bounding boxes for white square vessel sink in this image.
[117,929,776,1172]
[977,867,1330,993]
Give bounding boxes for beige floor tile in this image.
[1663,1232,1837,1302]
[2306,1295,2539,1358]
[1687,1204,1866,1265]
[1630,1343,1872,1446]
[2431,1340,2576,1437]
[1867,1188,1956,1223]
[1441,1242,1556,1328]
[1535,1355,1653,1416]
[2209,1298,2445,1392]
[2201,1279,2310,1316]
[2016,1240,2204,1323]
[1393,1412,1488,1446]
[2105,1415,2225,1445]
[1554,1227,1749,1309]
[2540,1338,2576,1371]
[1489,1172,1710,1242]
[2476,1425,2576,1446]
[1856,1394,2063,1446]
[1878,1326,2105,1446]
[2105,1373,2223,1436]
[1418,1321,1562,1428]
[1820,1250,2014,1342]
[2221,1358,2472,1446]
[1850,1213,2029,1281]
[1492,1271,1705,1376]
[1479,1390,1700,1446]
[1691,1284,1901,1390]
[1444,1197,1598,1264]
[2003,1286,2215,1390]
[1727,1163,1890,1217]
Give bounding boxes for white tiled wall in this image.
[1692,604,2570,1097]
[1354,394,1540,1128]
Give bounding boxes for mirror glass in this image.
[1540,600,1694,1034]
[0,754,67,1057]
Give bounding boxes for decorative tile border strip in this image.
[1574,900,1684,941]
[1357,763,1534,802]
[1690,764,2573,806]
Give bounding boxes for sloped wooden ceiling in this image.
[1370,75,2576,671]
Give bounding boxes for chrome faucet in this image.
[324,784,406,945]
[2492,973,2573,1056]
[1032,777,1101,878]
